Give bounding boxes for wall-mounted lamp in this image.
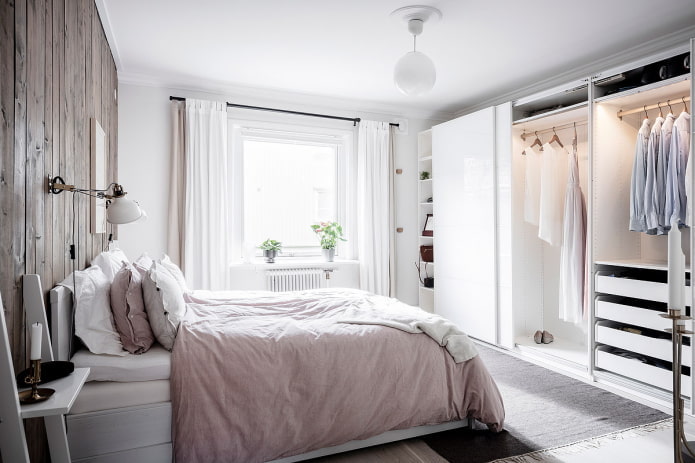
[47,175,146,224]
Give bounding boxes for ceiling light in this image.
[391,5,442,96]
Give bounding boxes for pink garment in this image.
[171,289,505,463]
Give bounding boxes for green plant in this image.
[310,221,346,250]
[258,238,282,252]
[420,171,430,180]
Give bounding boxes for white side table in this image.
[19,368,90,463]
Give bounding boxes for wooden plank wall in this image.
[1,0,118,459]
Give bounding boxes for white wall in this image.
[117,82,438,305]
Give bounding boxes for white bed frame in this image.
[47,284,469,463]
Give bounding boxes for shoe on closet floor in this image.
[541,330,554,344]
[533,330,542,344]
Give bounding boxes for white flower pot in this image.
[322,248,335,262]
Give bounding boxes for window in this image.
[229,121,354,260]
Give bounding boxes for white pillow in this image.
[59,266,126,356]
[91,248,130,282]
[160,254,189,293]
[142,261,187,351]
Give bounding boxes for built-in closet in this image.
[509,80,590,370]
[592,56,693,404]
[428,36,694,410]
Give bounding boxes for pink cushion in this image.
[110,262,155,354]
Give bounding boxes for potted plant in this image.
[259,238,282,263]
[311,221,346,262]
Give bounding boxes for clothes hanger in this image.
[683,97,689,113]
[643,105,649,120]
[548,127,564,148]
[522,131,543,155]
[572,122,578,151]
[667,99,675,114]
[657,101,663,118]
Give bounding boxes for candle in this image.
[30,322,42,360]
[668,220,685,312]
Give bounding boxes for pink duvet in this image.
[171,288,504,463]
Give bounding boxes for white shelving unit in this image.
[417,129,434,313]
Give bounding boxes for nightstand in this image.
[19,367,90,463]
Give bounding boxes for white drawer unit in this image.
[66,402,172,461]
[595,347,691,397]
[595,321,691,365]
[595,297,672,331]
[593,262,692,399]
[595,271,692,305]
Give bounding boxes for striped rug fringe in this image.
[489,418,673,463]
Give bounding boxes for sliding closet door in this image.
[432,107,496,343]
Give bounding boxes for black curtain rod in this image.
[169,96,400,128]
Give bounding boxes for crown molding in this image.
[117,71,453,123]
[454,25,695,118]
[94,0,122,71]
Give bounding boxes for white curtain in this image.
[357,120,391,296]
[182,99,230,290]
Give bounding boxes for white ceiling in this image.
[101,0,695,118]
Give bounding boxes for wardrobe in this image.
[430,37,694,411]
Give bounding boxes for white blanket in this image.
[338,300,478,363]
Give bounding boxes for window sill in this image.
[230,259,359,270]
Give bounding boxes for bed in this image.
[49,284,505,463]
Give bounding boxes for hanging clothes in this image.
[666,111,691,226]
[559,143,586,324]
[629,118,651,232]
[656,113,676,231]
[644,116,664,235]
[538,142,568,246]
[523,145,542,226]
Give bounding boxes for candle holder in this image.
[18,359,55,404]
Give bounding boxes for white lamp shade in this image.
[107,197,143,224]
[394,51,436,96]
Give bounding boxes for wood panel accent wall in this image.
[1,0,117,458]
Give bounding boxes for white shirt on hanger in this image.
[644,116,664,234]
[538,142,568,246]
[523,145,542,226]
[666,111,690,226]
[656,113,676,231]
[629,118,651,232]
[559,143,586,324]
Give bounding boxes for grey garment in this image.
[665,111,691,226]
[629,118,651,232]
[644,116,664,234]
[656,113,676,231]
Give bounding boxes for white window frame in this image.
[228,115,356,263]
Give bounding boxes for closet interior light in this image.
[391,5,442,96]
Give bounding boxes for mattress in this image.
[70,379,170,414]
[71,344,171,382]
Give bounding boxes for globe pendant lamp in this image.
[391,5,442,96]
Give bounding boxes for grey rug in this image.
[423,343,669,463]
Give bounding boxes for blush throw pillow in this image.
[59,266,125,356]
[91,248,130,282]
[142,262,187,351]
[110,262,155,354]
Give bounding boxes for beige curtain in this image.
[167,101,186,266]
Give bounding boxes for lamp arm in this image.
[48,175,123,198]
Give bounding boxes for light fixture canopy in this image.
[47,175,145,224]
[391,5,441,96]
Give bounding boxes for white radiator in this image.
[265,268,328,292]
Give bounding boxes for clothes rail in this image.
[169,96,400,128]
[520,121,588,141]
[617,96,690,119]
